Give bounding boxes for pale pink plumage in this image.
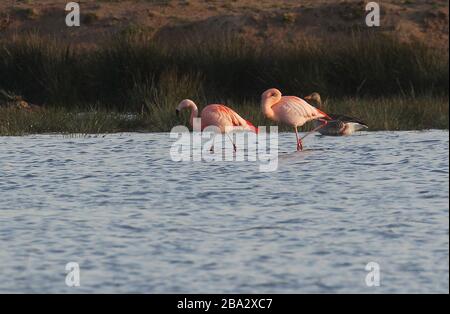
[201,104,258,133]
[176,99,258,151]
[261,88,330,151]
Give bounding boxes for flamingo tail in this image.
[245,120,259,133]
[316,108,332,120]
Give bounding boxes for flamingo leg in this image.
[301,119,329,140]
[226,134,237,152]
[210,134,216,152]
[294,127,303,151]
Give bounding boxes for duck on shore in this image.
[304,92,368,136]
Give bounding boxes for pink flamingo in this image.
[261,88,331,151]
[176,99,258,152]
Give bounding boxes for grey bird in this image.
[304,92,368,136]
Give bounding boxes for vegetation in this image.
[0,107,151,136]
[1,96,447,136]
[0,31,448,135]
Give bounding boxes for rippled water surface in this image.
[0,131,448,293]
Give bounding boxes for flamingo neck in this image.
[261,97,278,120]
[189,104,199,127]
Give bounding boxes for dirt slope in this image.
[0,0,448,48]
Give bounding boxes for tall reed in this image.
[0,32,448,134]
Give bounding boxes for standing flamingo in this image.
[261,88,331,151]
[176,99,258,152]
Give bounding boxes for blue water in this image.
[0,130,448,293]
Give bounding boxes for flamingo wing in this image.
[215,105,258,132]
[216,105,243,126]
[273,96,330,126]
[202,105,258,133]
[285,96,329,119]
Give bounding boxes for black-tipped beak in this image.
[175,109,180,117]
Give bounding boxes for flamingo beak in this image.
[175,109,180,117]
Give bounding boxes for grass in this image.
[0,96,447,136]
[0,31,448,135]
[13,7,39,20]
[323,96,449,131]
[0,107,152,136]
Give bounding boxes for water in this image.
[0,131,448,293]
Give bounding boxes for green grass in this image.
[0,96,447,136]
[0,31,448,135]
[0,107,152,136]
[323,96,449,131]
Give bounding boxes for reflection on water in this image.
[0,131,448,293]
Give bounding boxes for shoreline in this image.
[1,129,449,138]
[1,95,448,136]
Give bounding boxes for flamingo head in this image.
[304,92,322,108]
[261,88,282,102]
[261,88,281,120]
[176,99,197,116]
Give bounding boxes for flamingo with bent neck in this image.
[261,88,331,151]
[176,99,258,152]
